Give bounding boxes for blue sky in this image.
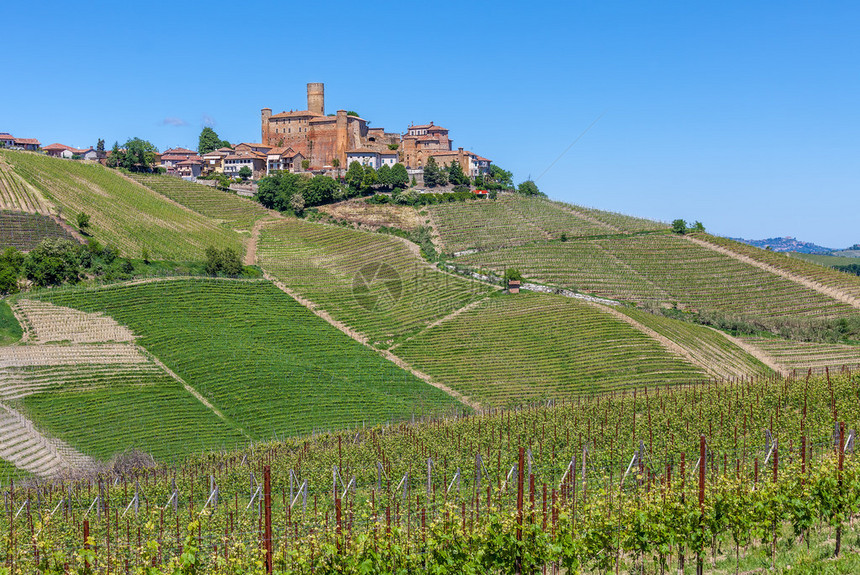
[3,1,858,247]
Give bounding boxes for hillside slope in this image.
[0,151,242,259]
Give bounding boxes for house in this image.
[177,157,204,180]
[13,138,41,151]
[44,144,99,160]
[223,152,266,179]
[234,142,272,154]
[0,134,14,148]
[346,148,382,169]
[266,147,305,175]
[160,147,198,174]
[202,147,233,174]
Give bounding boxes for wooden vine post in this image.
[263,465,273,575]
[697,435,705,575]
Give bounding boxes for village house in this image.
[177,157,204,180]
[345,148,399,170]
[43,144,98,160]
[266,147,304,175]
[202,147,233,174]
[223,152,266,179]
[159,147,198,173]
[0,134,14,148]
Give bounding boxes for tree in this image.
[122,138,159,171]
[24,239,82,287]
[220,248,243,276]
[346,161,365,191]
[377,164,392,190]
[304,176,339,206]
[692,221,705,232]
[447,161,469,186]
[96,139,105,153]
[106,141,123,168]
[390,163,409,189]
[198,127,230,155]
[346,111,360,117]
[290,193,305,216]
[238,166,253,180]
[0,247,24,295]
[672,219,687,234]
[487,165,514,189]
[517,180,542,196]
[204,246,222,276]
[76,212,90,232]
[301,159,311,171]
[423,157,442,187]
[361,165,378,192]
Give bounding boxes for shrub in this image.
[671,219,687,234]
[76,212,90,231]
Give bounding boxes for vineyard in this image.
[393,293,709,405]
[742,337,860,373]
[316,199,423,231]
[0,211,79,252]
[1,372,859,573]
[458,234,857,320]
[27,278,459,442]
[125,174,272,232]
[0,161,51,215]
[0,151,242,260]
[428,194,667,254]
[257,219,492,346]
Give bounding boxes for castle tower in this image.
[307,83,324,115]
[261,108,272,145]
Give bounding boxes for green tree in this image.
[377,164,392,189]
[517,180,542,196]
[106,141,124,168]
[390,163,409,189]
[0,248,24,295]
[346,161,365,191]
[198,127,230,155]
[220,248,243,276]
[672,219,687,234]
[122,138,159,172]
[692,221,705,232]
[447,161,469,186]
[238,166,253,180]
[204,246,222,276]
[488,165,514,189]
[361,165,378,192]
[301,159,311,170]
[423,157,442,187]
[346,111,360,117]
[304,176,340,206]
[24,239,82,287]
[96,139,105,153]
[76,212,90,232]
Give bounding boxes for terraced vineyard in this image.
[394,293,708,406]
[0,210,78,251]
[428,194,667,253]
[742,336,860,372]
[33,278,459,442]
[693,232,860,301]
[0,150,242,259]
[614,306,774,378]
[126,173,272,231]
[0,160,51,214]
[258,219,492,345]
[459,234,857,319]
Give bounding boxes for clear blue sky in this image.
[3,1,858,247]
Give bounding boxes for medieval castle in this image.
[261,83,491,178]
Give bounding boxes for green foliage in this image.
[692,220,705,232]
[377,163,392,189]
[0,299,22,345]
[110,137,159,172]
[237,165,252,180]
[197,127,230,155]
[290,192,305,216]
[345,161,365,192]
[303,176,340,206]
[346,111,360,117]
[447,160,469,186]
[204,246,243,277]
[76,211,90,231]
[517,179,542,196]
[301,159,311,170]
[672,218,687,234]
[24,238,83,287]
[423,157,443,188]
[487,164,514,189]
[255,171,308,212]
[96,138,105,153]
[387,143,399,150]
[390,162,409,189]
[504,268,523,282]
[361,165,378,192]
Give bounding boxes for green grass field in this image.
[0,151,242,260]
[0,300,22,345]
[33,279,459,441]
[427,194,667,254]
[458,234,856,319]
[126,173,272,231]
[258,218,493,346]
[393,292,708,406]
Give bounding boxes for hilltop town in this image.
[2,83,493,188]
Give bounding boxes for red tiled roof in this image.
[475,156,491,162]
[427,125,448,132]
[43,143,73,151]
[177,158,203,165]
[161,154,189,161]
[0,134,15,140]
[269,110,324,119]
[162,147,196,155]
[14,138,40,145]
[266,147,302,158]
[347,148,382,155]
[237,143,271,149]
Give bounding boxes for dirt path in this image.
[244,218,269,265]
[684,235,860,310]
[593,302,725,379]
[703,328,788,376]
[262,271,480,410]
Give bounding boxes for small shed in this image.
[508,280,521,294]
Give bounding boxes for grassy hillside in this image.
[34,279,459,440]
[742,336,860,372]
[393,293,708,406]
[126,173,272,231]
[0,300,22,345]
[258,219,492,346]
[458,234,856,319]
[428,194,667,254]
[0,210,79,251]
[0,158,51,214]
[0,151,242,259]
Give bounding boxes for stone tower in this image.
[307,83,324,115]
[260,108,272,144]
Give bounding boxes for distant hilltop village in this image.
[259,83,491,178]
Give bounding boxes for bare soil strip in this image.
[684,235,860,310]
[262,270,480,410]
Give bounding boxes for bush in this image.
[76,212,90,231]
[205,246,244,277]
[366,194,390,205]
[24,238,83,287]
[452,184,470,194]
[517,180,542,196]
[671,219,687,234]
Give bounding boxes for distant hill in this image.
[728,236,835,254]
